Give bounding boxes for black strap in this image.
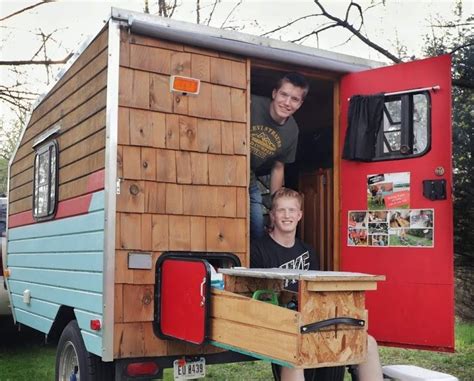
[300,317,365,334]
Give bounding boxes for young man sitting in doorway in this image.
[250,188,384,381]
[250,72,309,240]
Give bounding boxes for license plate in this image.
[173,358,205,380]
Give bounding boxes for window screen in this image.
[33,140,58,219]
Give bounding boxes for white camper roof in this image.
[111,7,383,74]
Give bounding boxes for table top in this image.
[218,268,385,282]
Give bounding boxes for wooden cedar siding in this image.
[113,31,249,358]
[8,29,109,216]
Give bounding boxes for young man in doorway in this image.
[250,73,309,239]
[251,188,384,381]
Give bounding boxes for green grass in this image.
[1,318,472,380]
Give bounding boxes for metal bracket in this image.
[423,179,447,201]
[300,317,365,334]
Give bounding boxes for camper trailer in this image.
[4,8,454,381]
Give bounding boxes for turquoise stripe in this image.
[11,294,59,319]
[209,341,294,368]
[9,280,102,314]
[75,309,103,337]
[14,308,54,334]
[7,253,102,271]
[8,231,104,253]
[9,268,102,292]
[89,190,105,212]
[8,210,104,241]
[82,330,103,357]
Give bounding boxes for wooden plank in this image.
[130,44,171,75]
[130,109,166,148]
[223,275,283,294]
[184,45,219,57]
[116,180,145,213]
[140,148,156,181]
[236,187,247,218]
[58,172,103,202]
[170,52,191,76]
[122,146,141,180]
[231,88,247,123]
[60,129,106,167]
[232,122,247,155]
[115,250,132,284]
[119,67,149,109]
[152,214,169,251]
[190,152,208,184]
[114,322,146,357]
[7,198,31,217]
[165,183,183,214]
[208,154,246,186]
[216,187,237,218]
[123,285,154,322]
[9,168,33,191]
[211,85,232,121]
[191,53,210,82]
[210,57,232,87]
[190,216,206,251]
[59,149,105,184]
[59,109,106,151]
[120,32,130,67]
[196,119,221,154]
[169,215,191,250]
[119,213,142,250]
[211,288,299,334]
[117,146,123,178]
[306,281,378,292]
[156,149,176,183]
[179,116,198,151]
[176,151,192,184]
[165,114,180,149]
[173,92,188,115]
[333,82,341,270]
[118,108,130,145]
[8,181,32,203]
[149,73,173,112]
[221,121,234,154]
[115,284,124,323]
[210,318,298,364]
[188,82,212,119]
[206,217,246,252]
[231,61,247,89]
[182,185,217,217]
[144,181,166,213]
[129,33,184,52]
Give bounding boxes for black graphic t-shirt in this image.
[250,234,319,292]
[250,95,299,176]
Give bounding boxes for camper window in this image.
[374,91,430,160]
[33,140,58,220]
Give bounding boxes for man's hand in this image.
[270,161,284,196]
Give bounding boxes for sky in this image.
[0,0,472,123]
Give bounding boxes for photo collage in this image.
[348,209,434,247]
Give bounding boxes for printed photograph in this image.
[368,234,389,247]
[410,209,434,228]
[368,222,389,234]
[348,211,368,229]
[348,228,368,246]
[389,210,411,228]
[367,172,410,210]
[368,211,388,223]
[389,228,434,247]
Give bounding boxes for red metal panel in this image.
[339,55,454,351]
[159,258,210,344]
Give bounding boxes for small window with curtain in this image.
[342,91,431,162]
[33,140,58,220]
[374,91,431,160]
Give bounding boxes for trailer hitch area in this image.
[300,317,365,334]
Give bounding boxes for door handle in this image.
[199,277,206,307]
[300,317,365,334]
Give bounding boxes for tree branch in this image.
[0,53,73,66]
[262,14,319,37]
[0,0,55,22]
[220,0,243,29]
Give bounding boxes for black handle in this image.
[300,317,365,334]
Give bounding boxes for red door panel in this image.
[340,55,454,351]
[157,257,211,345]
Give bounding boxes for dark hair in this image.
[271,187,303,210]
[275,72,310,99]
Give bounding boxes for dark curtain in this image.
[342,93,385,161]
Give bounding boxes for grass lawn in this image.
[1,317,472,380]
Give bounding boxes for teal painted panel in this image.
[82,330,102,357]
[8,231,104,253]
[8,210,104,241]
[7,253,103,271]
[15,308,54,334]
[10,268,102,292]
[75,309,103,337]
[11,294,59,319]
[9,280,102,314]
[89,191,105,213]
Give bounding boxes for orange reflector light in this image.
[170,75,200,95]
[3,269,10,278]
[90,319,101,331]
[126,362,159,376]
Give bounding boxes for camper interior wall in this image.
[250,64,337,270]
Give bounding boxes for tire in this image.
[55,320,113,381]
[271,363,346,381]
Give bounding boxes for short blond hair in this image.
[271,188,303,210]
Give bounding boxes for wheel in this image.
[55,320,113,381]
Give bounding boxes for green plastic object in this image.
[252,289,279,305]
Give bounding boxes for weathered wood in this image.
[210,57,232,87]
[208,154,246,186]
[144,181,166,213]
[130,108,166,148]
[191,54,210,82]
[123,284,154,322]
[236,187,247,218]
[165,114,180,149]
[58,170,104,202]
[152,214,169,251]
[206,217,246,252]
[165,184,183,214]
[59,110,106,151]
[179,116,198,151]
[156,149,176,183]
[129,33,184,52]
[196,119,221,154]
[9,168,33,191]
[130,44,171,75]
[119,67,150,109]
[223,275,283,294]
[60,129,106,168]
[188,82,212,119]
[118,107,130,145]
[119,213,142,250]
[117,180,145,213]
[115,284,124,323]
[140,148,156,181]
[231,88,247,123]
[176,151,192,184]
[122,146,141,180]
[211,85,232,121]
[169,215,191,250]
[221,121,234,155]
[231,61,247,89]
[306,281,378,292]
[120,32,130,67]
[232,122,247,155]
[190,152,208,184]
[59,149,105,184]
[170,52,191,76]
[190,216,206,251]
[149,72,174,112]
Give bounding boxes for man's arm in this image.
[270,161,284,195]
